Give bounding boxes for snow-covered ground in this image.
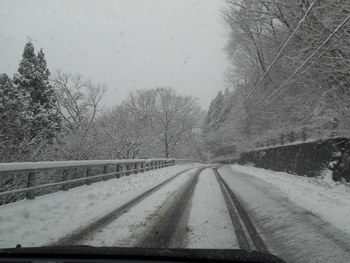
[0,164,200,248]
[3,161,349,262]
[230,165,350,235]
[220,165,350,263]
[81,168,238,248]
[185,169,238,248]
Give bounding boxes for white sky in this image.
[0,0,230,109]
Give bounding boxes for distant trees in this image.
[203,0,350,158]
[1,43,203,162]
[98,87,203,159]
[151,87,202,157]
[97,104,156,159]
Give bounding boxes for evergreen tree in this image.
[0,74,32,160]
[208,91,224,129]
[14,42,61,141]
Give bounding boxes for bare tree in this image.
[52,70,106,132]
[123,87,203,158]
[96,105,159,159]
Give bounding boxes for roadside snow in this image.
[219,166,350,263]
[230,165,350,235]
[185,169,238,249]
[0,164,200,248]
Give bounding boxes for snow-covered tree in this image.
[153,88,203,157]
[0,74,31,161]
[51,71,107,160]
[205,0,350,158]
[14,42,61,142]
[204,91,224,130]
[96,105,158,159]
[121,87,203,158]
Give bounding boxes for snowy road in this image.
[73,166,350,262]
[1,164,350,263]
[69,167,240,249]
[219,166,350,263]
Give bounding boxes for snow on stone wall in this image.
[236,137,350,182]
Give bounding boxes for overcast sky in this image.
[0,0,230,110]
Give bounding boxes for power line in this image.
[300,26,349,75]
[242,15,350,119]
[234,0,319,109]
[265,14,350,104]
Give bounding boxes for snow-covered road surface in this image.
[220,165,350,263]
[1,163,350,263]
[81,167,203,247]
[185,168,238,248]
[0,164,201,247]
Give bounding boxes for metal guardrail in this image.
[0,158,175,200]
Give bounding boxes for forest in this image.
[0,43,204,164]
[203,0,350,159]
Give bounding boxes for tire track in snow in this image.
[185,168,238,248]
[53,167,197,245]
[214,167,268,253]
[136,167,206,248]
[220,165,350,263]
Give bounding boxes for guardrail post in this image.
[134,163,138,174]
[102,165,108,181]
[126,163,131,176]
[86,167,93,185]
[26,172,36,199]
[62,169,70,191]
[115,164,121,178]
[140,162,144,172]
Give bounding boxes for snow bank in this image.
[230,165,350,234]
[0,164,200,248]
